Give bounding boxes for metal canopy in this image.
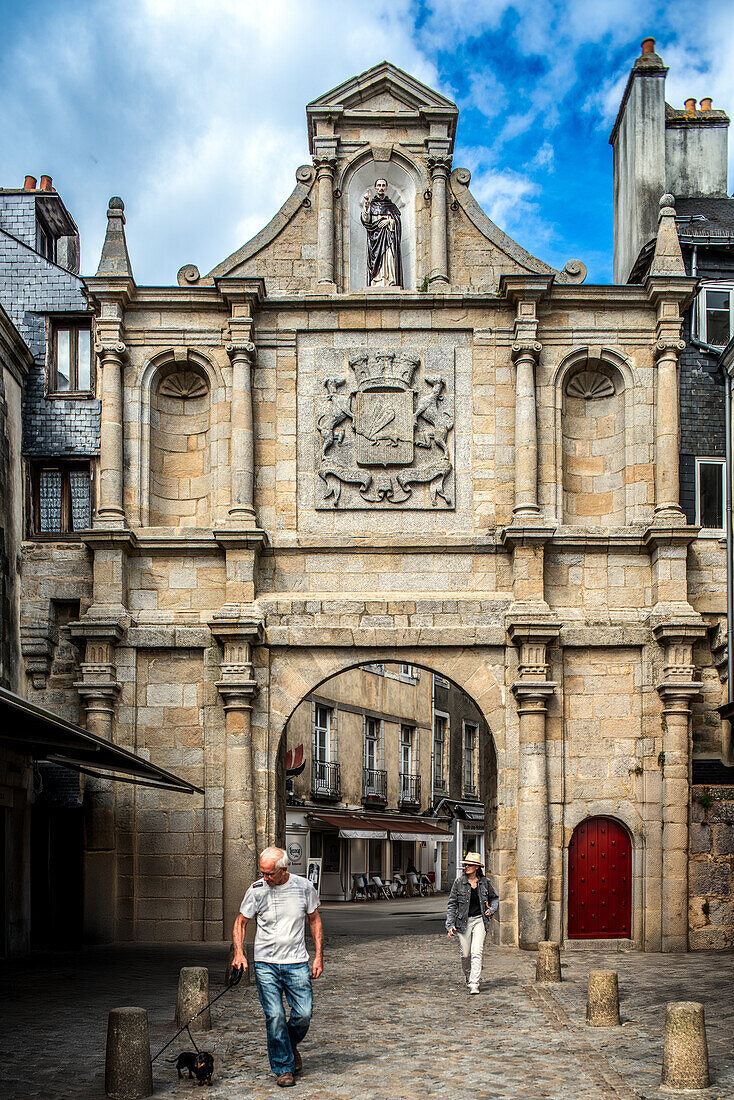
[0,686,203,794]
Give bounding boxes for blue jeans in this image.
[254,961,313,1075]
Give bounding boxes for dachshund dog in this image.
[172,1051,215,1086]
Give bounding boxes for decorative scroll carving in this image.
[565,370,615,399]
[159,371,209,399]
[316,349,454,509]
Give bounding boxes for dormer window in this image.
[48,318,93,395]
[697,284,734,347]
[36,216,56,262]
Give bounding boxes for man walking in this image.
[232,846,324,1087]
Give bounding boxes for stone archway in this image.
[237,644,510,936]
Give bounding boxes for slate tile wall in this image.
[679,247,729,524]
[0,201,100,457]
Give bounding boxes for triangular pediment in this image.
[307,61,457,148]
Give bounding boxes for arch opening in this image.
[278,659,497,907]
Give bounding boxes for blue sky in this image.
[2,0,733,284]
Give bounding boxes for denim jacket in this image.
[445,872,499,933]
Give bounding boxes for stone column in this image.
[226,342,257,527]
[655,627,703,951]
[214,627,260,930]
[95,342,127,529]
[315,156,336,288]
[512,341,542,520]
[509,624,558,949]
[428,156,450,288]
[654,338,686,522]
[73,628,122,943]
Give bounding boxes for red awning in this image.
[308,810,451,841]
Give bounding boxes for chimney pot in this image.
[640,37,655,55]
[24,175,37,191]
[700,97,712,111]
[684,98,697,113]
[39,175,53,192]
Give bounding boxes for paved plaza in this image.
[2,901,733,1099]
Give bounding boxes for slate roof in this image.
[675,197,734,242]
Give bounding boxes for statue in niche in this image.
[361,178,403,288]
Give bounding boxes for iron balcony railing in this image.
[311,759,340,799]
[399,772,421,806]
[362,767,387,802]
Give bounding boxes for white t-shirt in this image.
[240,873,319,964]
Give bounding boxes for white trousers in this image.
[457,914,486,985]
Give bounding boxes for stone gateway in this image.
[12,56,733,953]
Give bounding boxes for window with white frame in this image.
[463,721,478,796]
[695,457,726,532]
[313,704,332,763]
[697,284,734,347]
[363,715,381,772]
[433,711,448,791]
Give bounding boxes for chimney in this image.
[24,175,37,190]
[39,175,53,192]
[684,98,697,113]
[700,97,713,111]
[610,38,668,282]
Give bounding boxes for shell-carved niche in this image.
[562,362,625,526]
[149,365,211,528]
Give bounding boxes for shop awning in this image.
[0,687,203,794]
[307,812,388,839]
[308,810,451,841]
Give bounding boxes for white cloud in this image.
[0,0,438,281]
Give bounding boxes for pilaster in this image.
[508,619,560,949]
[653,621,706,952]
[217,278,266,530]
[313,137,338,291]
[211,610,264,930]
[427,153,451,288]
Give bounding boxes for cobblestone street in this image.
[2,905,734,1100]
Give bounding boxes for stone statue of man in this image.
[361,178,403,288]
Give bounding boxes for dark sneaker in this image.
[276,1071,296,1087]
[293,1049,303,1074]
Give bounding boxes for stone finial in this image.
[96,196,134,278]
[649,193,685,277]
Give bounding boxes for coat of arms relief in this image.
[315,349,454,509]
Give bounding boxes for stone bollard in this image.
[105,1007,153,1099]
[176,966,212,1031]
[535,941,562,983]
[586,970,621,1027]
[662,1001,710,1091]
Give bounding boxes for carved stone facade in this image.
[12,61,733,950]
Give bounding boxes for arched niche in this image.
[560,356,626,526]
[149,363,212,528]
[346,159,417,292]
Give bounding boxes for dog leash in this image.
[151,964,244,1064]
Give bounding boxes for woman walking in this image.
[445,852,498,994]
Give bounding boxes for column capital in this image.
[511,340,542,363]
[313,155,337,177]
[427,154,452,178]
[225,341,256,363]
[512,680,557,707]
[95,339,127,364]
[657,680,700,711]
[653,334,686,361]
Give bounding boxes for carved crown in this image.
[348,351,420,392]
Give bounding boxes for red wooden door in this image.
[568,817,631,938]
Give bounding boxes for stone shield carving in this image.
[315,349,454,509]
